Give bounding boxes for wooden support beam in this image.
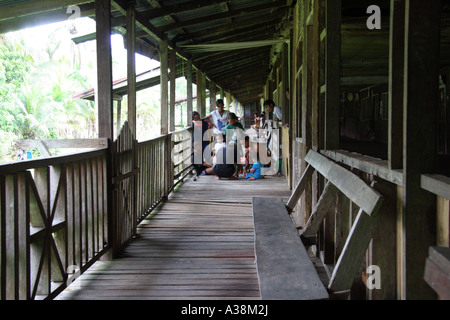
[15,139,108,150]
[96,0,113,140]
[301,22,314,220]
[282,42,290,126]
[324,0,341,150]
[196,70,206,117]
[170,48,176,132]
[311,0,321,150]
[116,100,122,138]
[226,92,231,110]
[286,164,315,213]
[175,16,282,45]
[210,81,216,113]
[160,39,169,135]
[328,205,382,292]
[186,60,193,125]
[113,0,164,45]
[401,0,442,300]
[127,2,137,137]
[305,150,382,215]
[159,0,287,32]
[140,0,230,20]
[388,0,405,170]
[368,177,398,300]
[301,181,339,238]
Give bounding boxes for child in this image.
[201,133,225,175]
[245,143,263,180]
[223,112,244,140]
[245,159,263,180]
[213,133,226,157]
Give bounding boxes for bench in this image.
[424,246,450,299]
[252,149,383,299]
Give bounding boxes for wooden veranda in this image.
[55,176,291,300]
[1,0,450,301]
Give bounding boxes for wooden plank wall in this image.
[279,0,448,300]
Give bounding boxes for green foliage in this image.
[0,39,34,135]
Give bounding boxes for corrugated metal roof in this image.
[0,0,290,105]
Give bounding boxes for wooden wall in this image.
[270,0,449,300]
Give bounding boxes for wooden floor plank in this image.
[56,175,291,300]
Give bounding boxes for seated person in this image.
[213,143,242,180]
[245,143,263,180]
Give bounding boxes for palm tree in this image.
[13,80,52,139]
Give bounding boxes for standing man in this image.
[263,99,284,176]
[263,99,283,128]
[206,99,229,135]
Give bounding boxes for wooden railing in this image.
[0,149,110,300]
[135,127,193,225]
[171,127,193,190]
[0,126,195,300]
[136,134,171,225]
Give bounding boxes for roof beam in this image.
[174,15,282,44]
[113,0,164,42]
[198,25,281,47]
[201,50,272,71]
[145,0,186,36]
[208,59,269,79]
[159,0,287,32]
[193,48,255,65]
[140,0,231,20]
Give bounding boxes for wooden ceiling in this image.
[0,0,292,105]
[125,0,292,105]
[1,0,450,103]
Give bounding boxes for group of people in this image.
[192,99,283,181]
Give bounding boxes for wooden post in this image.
[388,0,405,169]
[170,48,176,132]
[210,81,216,113]
[201,72,207,116]
[301,18,313,224]
[369,178,397,300]
[311,0,320,151]
[196,70,206,117]
[96,0,113,140]
[282,42,289,125]
[401,0,442,300]
[160,39,169,135]
[186,60,193,125]
[126,2,136,137]
[116,99,122,138]
[324,0,341,150]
